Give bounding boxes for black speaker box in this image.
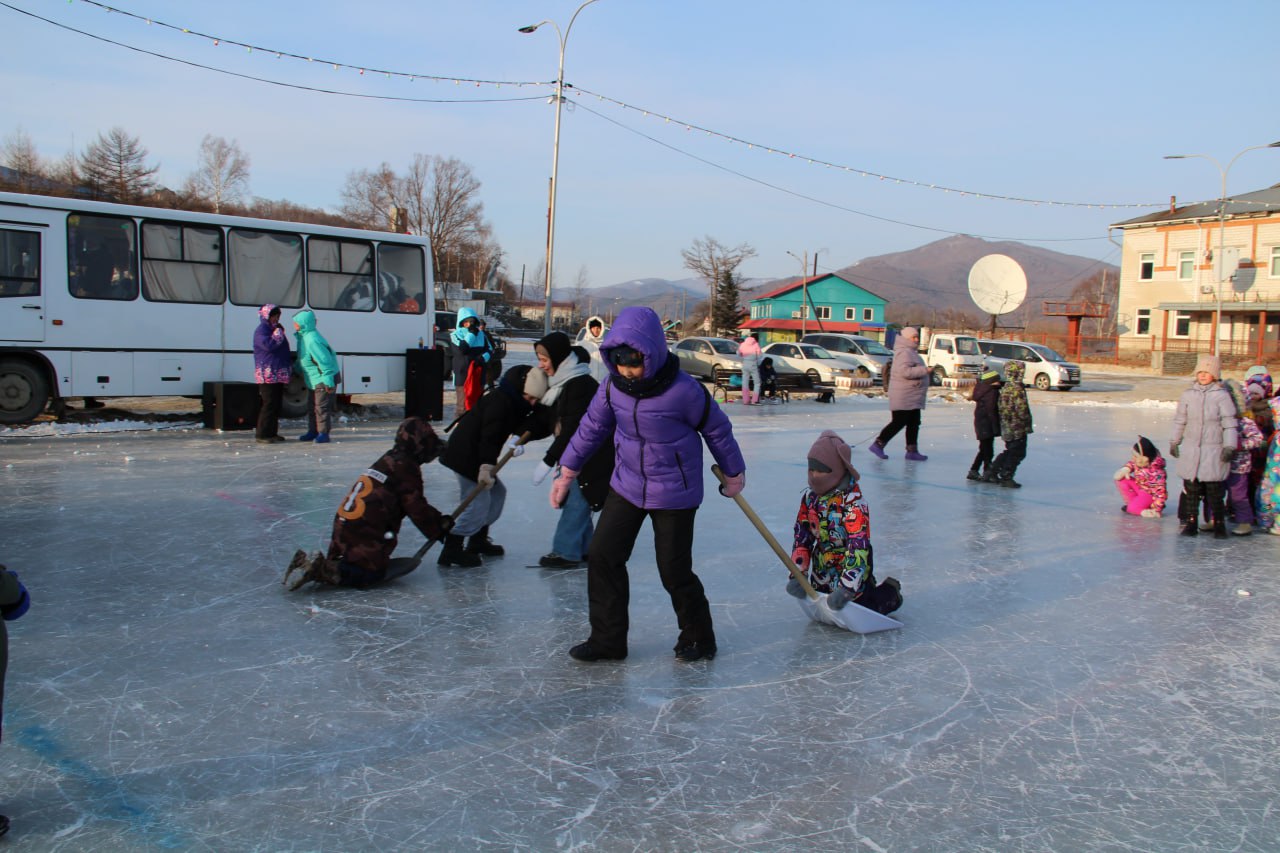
[202,381,261,431]
[404,348,445,421]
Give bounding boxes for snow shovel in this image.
[711,465,902,634]
[404,430,534,570]
[287,432,534,589]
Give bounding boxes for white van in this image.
[977,339,1081,390]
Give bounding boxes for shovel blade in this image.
[796,595,903,634]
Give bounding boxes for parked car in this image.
[761,342,861,384]
[672,337,743,383]
[976,339,1081,390]
[800,333,891,384]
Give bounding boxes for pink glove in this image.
[549,467,579,509]
[791,548,810,571]
[719,470,745,498]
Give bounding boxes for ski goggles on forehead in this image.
[609,346,644,367]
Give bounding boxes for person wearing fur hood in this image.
[1169,354,1237,537]
[1114,436,1168,518]
[578,315,608,382]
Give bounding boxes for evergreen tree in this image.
[712,267,742,337]
[80,127,159,203]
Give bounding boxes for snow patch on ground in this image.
[1068,398,1176,410]
[0,420,203,438]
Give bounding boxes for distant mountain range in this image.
[572,236,1117,327]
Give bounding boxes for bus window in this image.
[68,214,137,300]
[229,229,303,308]
[0,230,40,296]
[377,243,425,314]
[308,238,373,311]
[141,221,224,303]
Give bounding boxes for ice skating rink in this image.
[2,389,1277,850]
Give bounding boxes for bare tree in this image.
[339,163,401,230]
[570,265,591,324]
[0,128,46,192]
[80,127,159,203]
[402,154,487,281]
[681,236,756,330]
[185,135,250,213]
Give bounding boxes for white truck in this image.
[919,329,984,385]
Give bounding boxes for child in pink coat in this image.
[1114,436,1167,518]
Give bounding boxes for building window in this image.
[1135,308,1151,336]
[1271,246,1280,278]
[1173,311,1191,337]
[1139,253,1155,280]
[845,307,856,320]
[814,305,831,320]
[862,307,874,321]
[1178,251,1195,280]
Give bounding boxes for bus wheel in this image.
[281,374,310,419]
[0,358,50,425]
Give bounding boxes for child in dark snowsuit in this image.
[439,364,544,566]
[790,431,903,615]
[968,369,1001,481]
[992,360,1033,488]
[759,357,779,400]
[0,565,31,837]
[284,417,452,589]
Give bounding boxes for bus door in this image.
[0,225,44,342]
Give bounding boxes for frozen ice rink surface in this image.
[2,388,1278,851]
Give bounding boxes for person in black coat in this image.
[968,369,1002,481]
[522,334,616,568]
[438,364,543,566]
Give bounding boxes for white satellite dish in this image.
[968,254,1027,333]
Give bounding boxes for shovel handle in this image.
[411,431,534,564]
[711,464,820,601]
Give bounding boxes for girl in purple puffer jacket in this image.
[253,304,292,442]
[552,307,746,664]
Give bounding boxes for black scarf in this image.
[610,352,680,400]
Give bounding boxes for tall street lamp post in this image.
[520,0,603,336]
[786,251,808,337]
[1164,141,1280,356]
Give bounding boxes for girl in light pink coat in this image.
[737,334,763,405]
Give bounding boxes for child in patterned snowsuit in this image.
[1243,369,1275,528]
[1222,380,1265,535]
[1114,436,1168,518]
[1255,392,1280,536]
[790,430,902,615]
[992,360,1033,488]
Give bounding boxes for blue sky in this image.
[4,0,1279,289]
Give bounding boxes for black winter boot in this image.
[465,525,504,556]
[438,533,482,567]
[967,468,982,481]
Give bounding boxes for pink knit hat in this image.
[807,430,859,495]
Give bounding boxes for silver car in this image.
[976,339,1081,390]
[672,337,743,383]
[761,342,861,384]
[800,333,891,384]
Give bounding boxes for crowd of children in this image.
[1105,354,1280,539]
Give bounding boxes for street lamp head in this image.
[518,22,546,33]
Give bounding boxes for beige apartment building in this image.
[1111,185,1280,366]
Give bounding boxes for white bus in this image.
[0,191,437,424]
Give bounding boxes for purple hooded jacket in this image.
[560,307,745,510]
[254,304,292,384]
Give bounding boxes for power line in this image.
[41,0,1165,212]
[0,2,549,104]
[71,0,550,89]
[571,99,1115,245]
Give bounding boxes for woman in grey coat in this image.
[1169,354,1237,538]
[869,327,931,461]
